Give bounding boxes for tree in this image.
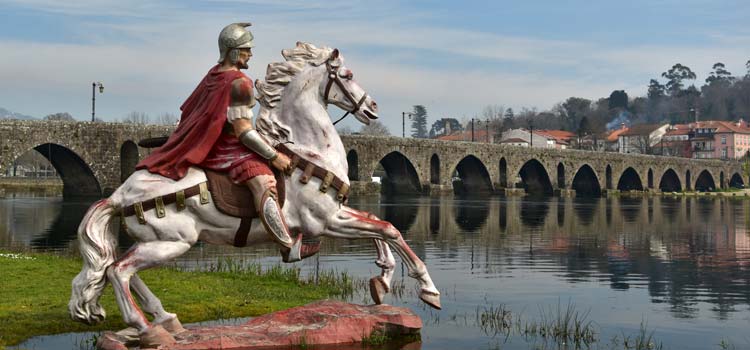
[661,63,696,96]
[410,105,428,138]
[504,108,514,119]
[44,112,74,121]
[155,113,178,125]
[705,62,734,86]
[557,97,591,131]
[429,118,462,138]
[647,79,666,100]
[336,125,354,135]
[608,90,628,110]
[123,111,150,124]
[746,59,750,78]
[359,120,390,136]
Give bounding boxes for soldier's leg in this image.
[246,174,302,261]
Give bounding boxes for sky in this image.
[0,0,748,134]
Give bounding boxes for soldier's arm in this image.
[230,77,290,170]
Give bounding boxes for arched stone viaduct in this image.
[342,135,745,196]
[0,120,744,197]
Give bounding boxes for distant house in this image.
[599,125,629,152]
[500,128,554,148]
[618,123,669,154]
[534,130,575,149]
[688,120,750,159]
[655,124,692,157]
[498,138,529,147]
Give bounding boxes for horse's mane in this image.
[255,42,333,141]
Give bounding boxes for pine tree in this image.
[410,105,428,138]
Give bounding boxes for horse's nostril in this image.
[370,101,378,111]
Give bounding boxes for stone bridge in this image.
[0,120,744,197]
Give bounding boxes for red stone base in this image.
[97,300,422,349]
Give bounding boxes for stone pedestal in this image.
[98,300,422,350]
[504,188,526,196]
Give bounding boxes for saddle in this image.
[204,168,286,218]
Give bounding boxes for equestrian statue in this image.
[68,22,441,346]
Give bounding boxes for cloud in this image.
[1,0,748,131]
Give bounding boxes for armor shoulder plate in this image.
[230,77,255,107]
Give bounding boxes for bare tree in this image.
[122,111,150,124]
[44,112,75,121]
[336,125,354,135]
[155,113,178,125]
[359,120,391,136]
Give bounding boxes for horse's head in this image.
[321,48,378,125]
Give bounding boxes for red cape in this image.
[136,66,247,180]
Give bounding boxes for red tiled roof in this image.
[620,124,665,136]
[665,124,691,136]
[606,127,629,142]
[689,120,750,134]
[535,129,575,141]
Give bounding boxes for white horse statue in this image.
[69,42,440,345]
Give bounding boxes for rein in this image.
[324,60,368,125]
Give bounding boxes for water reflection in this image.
[4,193,750,349]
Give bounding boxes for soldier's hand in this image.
[271,152,292,173]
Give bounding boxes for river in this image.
[3,193,750,349]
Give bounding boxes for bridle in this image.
[324,59,369,125]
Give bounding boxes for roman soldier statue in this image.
[136,23,302,261]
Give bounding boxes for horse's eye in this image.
[339,69,353,80]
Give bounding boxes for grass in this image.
[0,251,352,347]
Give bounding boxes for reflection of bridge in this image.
[0,120,744,197]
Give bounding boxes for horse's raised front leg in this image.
[341,208,395,304]
[326,206,440,309]
[107,241,191,348]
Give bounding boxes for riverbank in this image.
[0,178,62,197]
[0,251,352,347]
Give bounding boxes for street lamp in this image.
[402,111,414,138]
[528,120,534,147]
[92,82,104,122]
[471,118,475,142]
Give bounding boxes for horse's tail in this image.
[69,198,117,325]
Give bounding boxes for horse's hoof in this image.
[419,290,442,310]
[158,317,187,334]
[369,276,388,305]
[140,325,176,349]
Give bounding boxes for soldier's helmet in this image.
[218,22,254,63]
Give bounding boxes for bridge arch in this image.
[729,172,744,188]
[518,159,553,196]
[694,169,716,191]
[12,143,101,197]
[346,150,359,181]
[617,167,643,191]
[658,168,682,192]
[375,151,421,194]
[571,164,601,197]
[452,155,492,195]
[647,168,654,189]
[120,140,139,183]
[430,154,440,184]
